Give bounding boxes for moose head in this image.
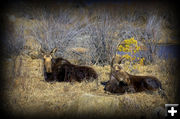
[110,53,132,86]
[109,40,130,85]
[40,48,58,73]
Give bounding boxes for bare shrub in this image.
[3,24,25,58]
[24,7,121,66]
[27,7,89,61]
[6,3,175,67]
[83,8,121,65]
[141,13,162,64]
[2,22,26,79]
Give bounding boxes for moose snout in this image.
[46,67,52,73]
[120,78,123,81]
[45,63,52,73]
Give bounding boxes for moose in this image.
[102,43,166,97]
[101,57,136,94]
[40,48,98,82]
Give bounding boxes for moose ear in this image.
[114,64,123,70]
[118,57,126,64]
[37,48,46,59]
[44,55,47,59]
[50,48,58,54]
[40,48,46,54]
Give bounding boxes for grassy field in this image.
[2,2,178,118]
[2,57,177,118]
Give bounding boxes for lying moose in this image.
[102,44,166,97]
[40,48,98,82]
[102,57,166,97]
[101,57,137,94]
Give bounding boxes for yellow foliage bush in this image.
[118,37,145,71]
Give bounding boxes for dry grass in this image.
[2,61,176,118]
[3,3,178,118]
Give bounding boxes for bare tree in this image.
[141,14,162,64]
[27,7,88,59]
[84,8,121,66]
[9,4,166,66]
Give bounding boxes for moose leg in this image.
[64,70,68,82]
[144,78,161,90]
[68,73,77,85]
[44,73,54,82]
[126,85,136,93]
[145,90,154,95]
[63,67,71,82]
[53,72,58,81]
[158,88,168,100]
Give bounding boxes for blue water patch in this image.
[157,45,180,59]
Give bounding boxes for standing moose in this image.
[40,48,98,82]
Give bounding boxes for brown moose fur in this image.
[44,57,98,82]
[103,74,132,94]
[114,65,163,92]
[102,56,165,95]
